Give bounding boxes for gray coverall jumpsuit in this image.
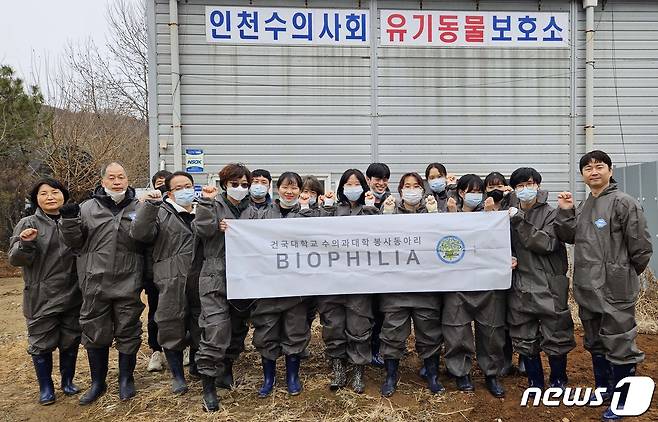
[555,183,652,365]
[313,202,377,365]
[442,204,506,378]
[59,186,145,354]
[246,201,311,360]
[192,193,250,377]
[130,199,202,351]
[507,190,576,357]
[9,208,82,355]
[379,202,443,360]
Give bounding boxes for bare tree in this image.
[34,0,150,197]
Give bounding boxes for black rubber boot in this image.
[188,348,199,377]
[201,375,219,412]
[285,354,302,395]
[370,334,384,368]
[485,375,505,398]
[591,354,613,404]
[216,358,234,390]
[521,354,545,389]
[329,358,347,390]
[118,352,137,401]
[32,353,56,405]
[79,347,109,405]
[352,364,365,394]
[59,345,80,395]
[424,355,445,394]
[455,374,475,392]
[602,363,636,421]
[163,349,188,395]
[380,359,399,397]
[258,357,276,398]
[548,355,568,389]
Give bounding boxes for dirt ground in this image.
[0,276,656,422]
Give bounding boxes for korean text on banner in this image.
[225,211,512,299]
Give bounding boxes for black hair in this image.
[509,168,543,189]
[252,169,272,183]
[276,172,303,189]
[337,169,369,204]
[366,162,391,180]
[302,175,325,196]
[30,178,70,209]
[425,163,447,180]
[579,150,613,173]
[456,174,484,193]
[151,170,172,187]
[484,172,508,188]
[398,172,425,194]
[164,171,194,191]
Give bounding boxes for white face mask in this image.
[279,197,299,207]
[227,186,249,202]
[104,187,126,203]
[402,188,423,206]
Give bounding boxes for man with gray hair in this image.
[59,161,145,405]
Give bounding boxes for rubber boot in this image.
[329,358,347,390]
[602,363,636,421]
[163,349,188,395]
[79,347,109,405]
[188,348,199,377]
[591,354,613,404]
[258,357,276,398]
[352,364,365,394]
[59,345,80,395]
[216,358,234,390]
[285,354,302,395]
[455,374,474,392]
[485,375,505,398]
[521,354,545,389]
[424,355,445,394]
[32,353,56,405]
[370,333,384,368]
[201,375,219,412]
[548,355,568,389]
[118,352,137,401]
[380,359,399,397]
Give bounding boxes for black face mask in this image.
[486,189,505,203]
[156,185,168,195]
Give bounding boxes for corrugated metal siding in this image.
[377,0,572,196]
[576,1,658,198]
[152,0,658,195]
[154,0,372,186]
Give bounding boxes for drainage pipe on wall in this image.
[584,0,597,153]
[169,0,183,169]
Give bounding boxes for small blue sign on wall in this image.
[186,149,204,173]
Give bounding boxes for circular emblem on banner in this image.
[436,235,466,264]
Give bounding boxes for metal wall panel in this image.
[151,0,658,197]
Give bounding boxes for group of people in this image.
[9,150,652,422]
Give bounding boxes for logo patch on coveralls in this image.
[594,218,607,229]
[436,236,465,264]
[127,211,137,221]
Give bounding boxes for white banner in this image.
[225,211,512,299]
[380,10,569,48]
[205,6,369,46]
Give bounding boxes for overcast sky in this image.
[0,0,117,86]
